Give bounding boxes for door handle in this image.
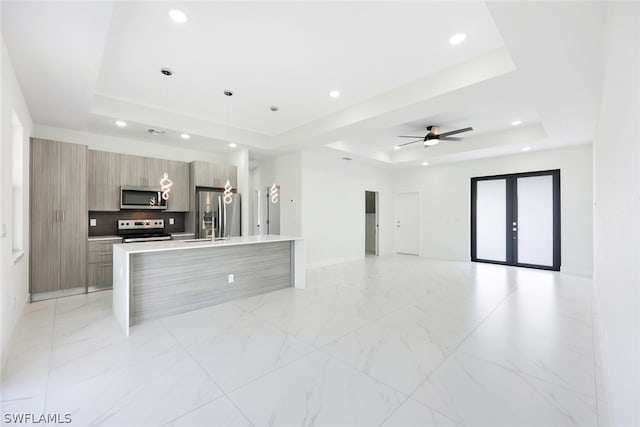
[61,210,65,222]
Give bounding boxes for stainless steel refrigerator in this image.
[195,190,241,239]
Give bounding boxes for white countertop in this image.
[88,235,123,241]
[114,234,302,254]
[170,232,195,236]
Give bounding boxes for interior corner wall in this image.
[1,37,33,369]
[393,144,593,276]
[593,2,640,426]
[301,149,394,268]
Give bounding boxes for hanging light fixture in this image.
[158,67,174,194]
[223,180,233,205]
[269,106,280,204]
[270,183,279,204]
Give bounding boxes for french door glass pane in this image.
[476,179,506,262]
[517,175,554,266]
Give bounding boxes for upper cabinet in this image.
[120,153,149,188]
[165,160,189,212]
[87,151,231,213]
[88,150,121,211]
[191,161,237,189]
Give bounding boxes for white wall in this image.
[301,149,394,267]
[393,144,593,276]
[593,3,639,426]
[1,37,33,369]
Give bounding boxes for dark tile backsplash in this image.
[88,211,186,236]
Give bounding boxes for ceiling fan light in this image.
[424,139,440,147]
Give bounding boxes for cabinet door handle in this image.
[61,210,65,222]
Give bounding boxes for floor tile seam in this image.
[41,297,58,415]
[159,395,237,427]
[313,343,414,398]
[378,396,468,427]
[159,321,256,427]
[404,286,518,403]
[454,348,598,400]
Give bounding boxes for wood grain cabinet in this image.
[30,138,87,295]
[115,154,189,211]
[191,161,237,188]
[165,160,189,212]
[88,150,121,211]
[119,153,148,187]
[87,239,121,288]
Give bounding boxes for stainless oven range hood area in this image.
[120,186,168,210]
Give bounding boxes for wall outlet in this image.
[169,218,175,225]
[90,218,97,227]
[228,274,234,284]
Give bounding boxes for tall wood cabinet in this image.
[30,138,87,295]
[88,150,121,211]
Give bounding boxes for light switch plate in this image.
[169,218,175,225]
[228,274,234,284]
[90,218,97,227]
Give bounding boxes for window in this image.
[12,111,24,261]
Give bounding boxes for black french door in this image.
[471,169,561,271]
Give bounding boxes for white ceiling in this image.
[2,1,608,166]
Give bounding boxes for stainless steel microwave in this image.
[120,186,167,210]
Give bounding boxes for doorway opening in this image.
[365,191,379,256]
[471,169,561,270]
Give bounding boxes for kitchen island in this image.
[112,235,305,335]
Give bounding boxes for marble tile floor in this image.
[1,255,607,427]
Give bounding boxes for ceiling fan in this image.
[396,125,473,148]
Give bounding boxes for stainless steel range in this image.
[117,219,172,243]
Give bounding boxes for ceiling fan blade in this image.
[397,139,422,147]
[398,135,425,138]
[438,127,473,137]
[440,137,463,141]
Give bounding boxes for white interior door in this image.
[395,192,420,255]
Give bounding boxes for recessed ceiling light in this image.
[512,120,522,126]
[229,143,237,148]
[449,33,466,45]
[393,145,400,150]
[180,133,190,140]
[329,90,341,98]
[422,161,429,166]
[169,9,188,24]
[115,120,127,127]
[522,146,531,151]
